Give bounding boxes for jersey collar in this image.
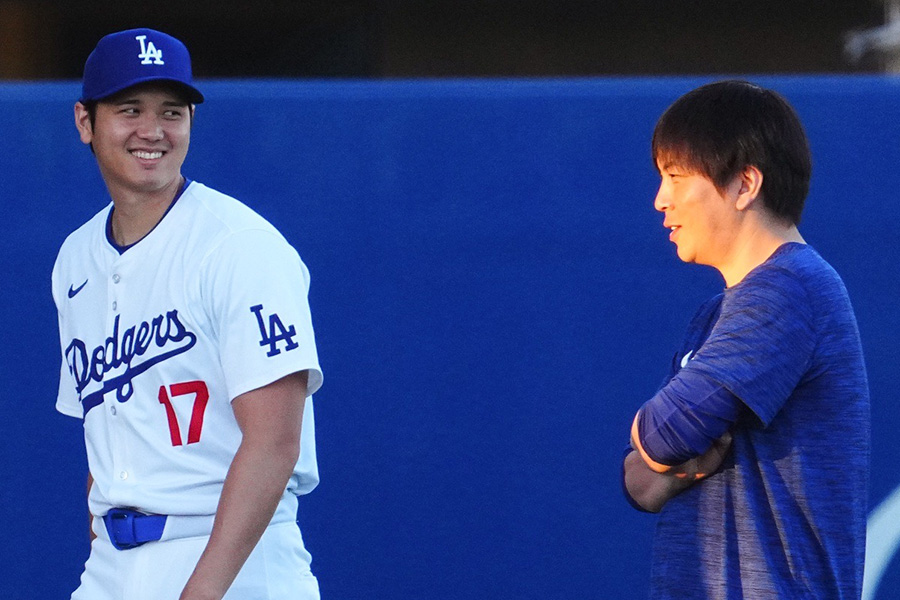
[106,178,193,255]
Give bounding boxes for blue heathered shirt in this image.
[650,243,869,600]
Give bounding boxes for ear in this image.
[74,102,94,145]
[735,165,763,211]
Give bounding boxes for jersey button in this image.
[119,471,128,480]
[110,406,117,416]
[112,274,121,284]
[112,301,118,311]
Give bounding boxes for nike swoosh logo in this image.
[680,350,694,369]
[68,280,88,298]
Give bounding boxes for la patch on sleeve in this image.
[250,304,299,357]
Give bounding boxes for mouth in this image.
[668,225,680,241]
[131,150,165,160]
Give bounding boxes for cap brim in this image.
[82,76,204,104]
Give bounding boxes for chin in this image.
[675,247,692,263]
[134,174,178,191]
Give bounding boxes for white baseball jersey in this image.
[52,180,323,520]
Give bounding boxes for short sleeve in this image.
[201,229,322,401]
[52,254,83,419]
[56,354,83,418]
[685,267,815,426]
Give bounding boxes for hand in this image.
[624,430,734,512]
[179,570,228,600]
[672,431,733,481]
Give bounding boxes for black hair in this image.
[83,100,99,129]
[652,80,811,225]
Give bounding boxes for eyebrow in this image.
[112,98,189,108]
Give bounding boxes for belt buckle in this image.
[106,508,142,550]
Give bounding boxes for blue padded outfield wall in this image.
[1,76,899,599]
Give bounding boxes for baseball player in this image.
[623,81,869,598]
[52,28,323,599]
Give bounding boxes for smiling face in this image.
[75,83,192,199]
[653,161,744,269]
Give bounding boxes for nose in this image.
[136,115,164,141]
[654,184,670,212]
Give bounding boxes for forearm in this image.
[623,430,733,513]
[87,472,96,542]
[634,371,740,468]
[180,437,299,600]
[623,450,696,513]
[180,372,307,600]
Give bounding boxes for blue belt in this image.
[103,508,167,551]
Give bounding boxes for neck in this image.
[108,176,184,247]
[717,214,804,287]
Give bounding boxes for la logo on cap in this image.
[136,34,164,65]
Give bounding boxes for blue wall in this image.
[1,77,897,599]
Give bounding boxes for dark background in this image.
[0,0,893,79]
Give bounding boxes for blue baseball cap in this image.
[81,28,204,104]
